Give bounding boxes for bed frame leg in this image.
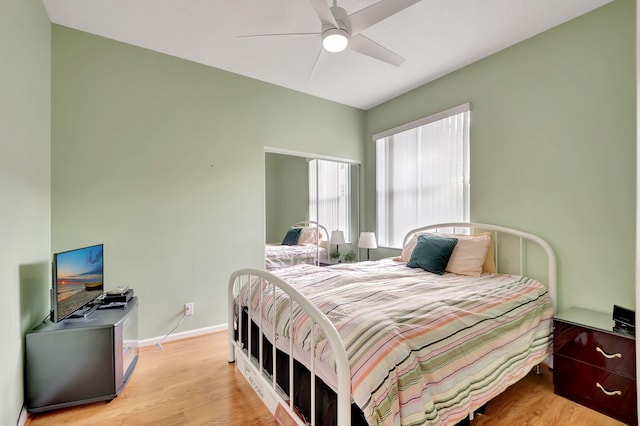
[535,364,541,375]
[228,339,235,363]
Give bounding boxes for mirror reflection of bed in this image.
[265,221,329,270]
[264,150,360,269]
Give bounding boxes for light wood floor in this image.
[28,331,624,426]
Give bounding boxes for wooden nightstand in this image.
[554,307,637,425]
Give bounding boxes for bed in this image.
[266,221,329,270]
[229,223,556,425]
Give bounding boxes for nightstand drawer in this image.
[554,355,637,425]
[554,319,635,378]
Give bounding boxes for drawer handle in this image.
[596,382,622,397]
[596,346,622,359]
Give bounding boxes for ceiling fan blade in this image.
[237,32,319,39]
[308,0,338,28]
[309,47,327,81]
[348,0,421,34]
[349,34,405,66]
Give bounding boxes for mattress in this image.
[236,258,553,425]
[265,243,328,270]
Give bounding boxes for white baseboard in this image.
[138,323,227,347]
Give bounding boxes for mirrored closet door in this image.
[265,150,360,268]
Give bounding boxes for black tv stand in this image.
[25,297,139,412]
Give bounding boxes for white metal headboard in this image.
[403,222,557,313]
[292,220,329,243]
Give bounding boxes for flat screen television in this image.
[51,244,104,322]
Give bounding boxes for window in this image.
[309,159,351,241]
[375,104,470,248]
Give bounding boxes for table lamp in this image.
[358,231,377,261]
[330,230,345,262]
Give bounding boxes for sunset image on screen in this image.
[56,244,104,319]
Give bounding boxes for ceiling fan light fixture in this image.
[322,28,349,53]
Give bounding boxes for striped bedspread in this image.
[265,243,328,270]
[238,258,553,425]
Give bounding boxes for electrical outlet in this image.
[184,303,194,317]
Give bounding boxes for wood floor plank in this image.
[27,331,625,426]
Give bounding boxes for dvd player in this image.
[103,288,133,304]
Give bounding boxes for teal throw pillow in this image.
[407,234,458,275]
[281,228,302,246]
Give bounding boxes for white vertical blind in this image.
[309,159,351,241]
[376,105,470,248]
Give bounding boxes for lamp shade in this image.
[358,232,377,249]
[330,230,345,245]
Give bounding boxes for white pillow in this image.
[401,233,424,262]
[444,234,491,277]
[401,232,491,277]
[297,227,319,245]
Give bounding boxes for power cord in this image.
[140,311,188,351]
[40,312,52,324]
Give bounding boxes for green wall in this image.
[365,0,635,312]
[51,26,365,339]
[0,1,51,424]
[48,0,636,336]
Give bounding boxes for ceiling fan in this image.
[239,0,422,79]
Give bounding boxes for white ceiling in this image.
[42,0,612,110]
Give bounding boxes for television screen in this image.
[52,244,104,322]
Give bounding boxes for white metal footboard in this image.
[227,268,351,426]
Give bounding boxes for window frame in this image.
[373,103,470,249]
